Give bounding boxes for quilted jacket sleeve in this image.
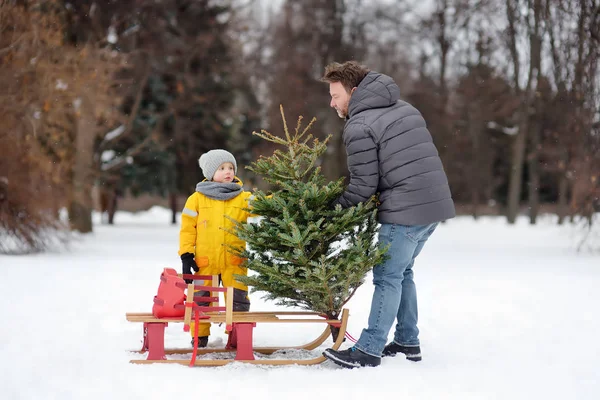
[333,121,379,208]
[178,193,198,256]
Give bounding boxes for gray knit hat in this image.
[198,149,237,180]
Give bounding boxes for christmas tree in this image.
[230,106,387,340]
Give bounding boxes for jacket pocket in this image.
[195,256,209,268]
[228,255,245,266]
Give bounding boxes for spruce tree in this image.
[231,106,387,340]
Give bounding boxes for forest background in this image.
[1,0,598,253]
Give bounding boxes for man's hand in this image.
[181,252,199,284]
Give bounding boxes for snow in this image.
[104,125,126,142]
[122,25,140,38]
[101,150,116,162]
[487,121,519,135]
[1,208,599,400]
[55,79,68,91]
[107,26,118,44]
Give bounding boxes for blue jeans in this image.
[354,222,438,357]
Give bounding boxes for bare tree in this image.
[260,0,368,184]
[504,0,544,224]
[0,2,118,249]
[455,31,519,217]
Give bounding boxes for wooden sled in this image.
[126,275,349,367]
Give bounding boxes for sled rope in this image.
[344,331,358,343]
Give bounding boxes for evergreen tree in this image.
[231,107,387,340]
[83,0,259,220]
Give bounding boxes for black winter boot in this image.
[190,336,209,348]
[323,347,381,368]
[382,342,422,361]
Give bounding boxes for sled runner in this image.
[125,271,349,367]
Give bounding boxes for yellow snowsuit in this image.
[178,178,252,337]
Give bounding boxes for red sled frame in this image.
[126,274,349,367]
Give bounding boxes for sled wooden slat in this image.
[126,312,340,324]
[183,283,193,329]
[131,357,330,366]
[127,311,329,317]
[225,285,233,329]
[211,276,219,307]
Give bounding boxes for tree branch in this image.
[99,63,151,150]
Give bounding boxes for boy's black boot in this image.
[190,336,209,348]
[323,347,381,369]
[382,342,422,362]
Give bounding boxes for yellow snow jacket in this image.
[178,178,252,291]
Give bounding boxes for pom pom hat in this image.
[198,149,237,180]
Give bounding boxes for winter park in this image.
[1,1,600,400]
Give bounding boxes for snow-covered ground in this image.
[1,208,598,400]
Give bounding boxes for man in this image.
[321,61,455,368]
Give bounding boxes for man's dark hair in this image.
[321,61,370,93]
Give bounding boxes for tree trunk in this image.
[506,116,528,223]
[471,190,480,220]
[436,1,450,114]
[527,156,540,224]
[69,94,95,233]
[170,192,177,225]
[506,0,542,224]
[557,167,569,225]
[322,116,346,182]
[528,96,542,224]
[527,0,543,225]
[329,323,341,343]
[327,311,344,342]
[468,102,481,220]
[318,0,348,184]
[527,136,540,224]
[69,201,92,233]
[107,190,117,225]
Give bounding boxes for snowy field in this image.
[1,207,599,400]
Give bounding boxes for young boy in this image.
[178,149,252,347]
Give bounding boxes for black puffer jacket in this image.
[334,71,455,225]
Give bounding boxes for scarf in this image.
[195,180,243,200]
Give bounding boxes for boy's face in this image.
[212,162,235,183]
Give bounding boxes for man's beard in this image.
[335,107,346,119]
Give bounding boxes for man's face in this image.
[329,82,354,119]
